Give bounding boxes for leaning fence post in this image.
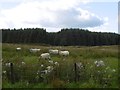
[10,63,14,84]
[74,63,77,82]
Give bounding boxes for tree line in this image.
[2,28,120,46]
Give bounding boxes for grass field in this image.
[2,43,119,88]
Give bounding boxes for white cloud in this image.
[0,0,107,31]
[87,17,118,33]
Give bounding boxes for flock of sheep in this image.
[16,47,107,75]
[16,47,69,60]
[15,47,70,76]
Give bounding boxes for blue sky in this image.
[0,0,119,33]
[80,2,118,33]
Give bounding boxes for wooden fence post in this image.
[10,63,14,84]
[74,63,77,82]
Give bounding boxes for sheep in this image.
[16,47,21,51]
[49,49,59,54]
[29,48,40,53]
[40,53,51,60]
[59,50,69,56]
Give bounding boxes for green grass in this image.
[2,43,119,88]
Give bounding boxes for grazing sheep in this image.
[16,47,21,51]
[59,51,69,56]
[40,53,51,60]
[29,48,40,53]
[49,49,59,54]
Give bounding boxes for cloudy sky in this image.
[0,0,119,33]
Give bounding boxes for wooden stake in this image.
[74,63,77,82]
[10,63,14,84]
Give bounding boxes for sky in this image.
[0,0,119,33]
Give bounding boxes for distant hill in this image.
[2,28,120,46]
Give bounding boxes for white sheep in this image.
[29,48,40,53]
[59,51,69,56]
[40,53,51,60]
[49,49,59,54]
[16,47,21,51]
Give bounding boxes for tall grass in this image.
[2,43,119,88]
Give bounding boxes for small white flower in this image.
[26,82,29,86]
[41,70,48,74]
[106,67,110,70]
[98,71,100,73]
[49,60,54,64]
[94,60,105,67]
[5,63,11,67]
[97,64,100,67]
[3,71,6,74]
[47,66,53,71]
[1,59,3,62]
[37,71,39,75]
[99,60,105,66]
[40,73,44,77]
[104,70,107,73]
[94,61,98,64]
[47,66,51,69]
[21,61,25,65]
[76,62,83,69]
[112,69,116,72]
[46,66,53,73]
[48,70,51,73]
[41,64,44,67]
[36,70,40,75]
[44,70,48,74]
[54,62,59,66]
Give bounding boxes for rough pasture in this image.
[2,43,119,88]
